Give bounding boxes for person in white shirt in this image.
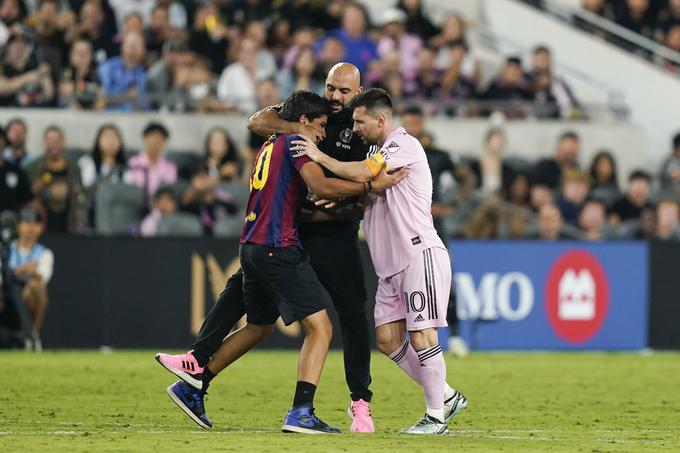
[8,207,54,351]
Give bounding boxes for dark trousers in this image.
[300,224,372,403]
[190,225,373,402]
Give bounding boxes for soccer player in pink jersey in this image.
[292,88,467,435]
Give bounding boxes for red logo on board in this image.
[545,250,609,344]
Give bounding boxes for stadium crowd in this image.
[0,0,678,242]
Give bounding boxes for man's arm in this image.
[247,107,324,142]
[299,161,406,199]
[291,135,378,182]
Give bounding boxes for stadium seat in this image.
[615,219,641,239]
[213,215,244,238]
[95,183,146,235]
[66,148,89,163]
[156,213,204,237]
[166,151,201,180]
[216,181,250,211]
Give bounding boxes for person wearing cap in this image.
[376,8,422,94]
[126,122,177,200]
[0,25,55,107]
[8,207,54,351]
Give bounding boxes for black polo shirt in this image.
[0,159,32,213]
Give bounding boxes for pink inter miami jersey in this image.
[362,127,446,279]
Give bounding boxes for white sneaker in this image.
[448,336,469,358]
[444,390,468,422]
[399,414,448,435]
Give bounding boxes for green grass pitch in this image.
[1,350,679,452]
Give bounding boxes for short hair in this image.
[279,90,330,123]
[143,122,169,139]
[485,127,504,143]
[43,125,64,138]
[628,169,652,183]
[533,45,551,55]
[154,185,176,200]
[672,131,680,151]
[562,168,591,185]
[401,105,424,117]
[348,88,393,115]
[558,130,580,143]
[5,117,26,131]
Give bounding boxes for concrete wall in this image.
[0,109,649,180]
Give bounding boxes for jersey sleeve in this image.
[285,134,313,172]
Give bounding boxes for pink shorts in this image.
[374,247,452,331]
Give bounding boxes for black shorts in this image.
[240,243,331,326]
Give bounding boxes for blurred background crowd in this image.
[0,0,679,242]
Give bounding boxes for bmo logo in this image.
[456,272,534,321]
[545,250,609,344]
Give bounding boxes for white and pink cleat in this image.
[348,399,375,433]
[155,350,204,389]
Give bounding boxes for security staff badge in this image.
[336,128,353,150]
[5,172,18,189]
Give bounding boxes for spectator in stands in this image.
[188,2,229,74]
[376,8,422,94]
[0,0,27,47]
[244,20,277,81]
[483,57,532,118]
[3,118,34,168]
[532,203,566,240]
[58,39,104,109]
[315,2,377,73]
[78,123,127,191]
[217,38,262,114]
[316,35,346,76]
[282,25,317,70]
[663,24,680,73]
[397,0,439,41]
[201,127,242,182]
[144,4,178,61]
[8,207,54,351]
[616,0,656,42]
[470,128,513,194]
[609,169,653,226]
[127,122,177,200]
[0,132,32,213]
[30,126,83,233]
[401,106,475,234]
[0,26,55,107]
[578,197,613,240]
[439,40,478,114]
[526,46,580,119]
[266,18,291,61]
[655,198,680,240]
[556,169,591,226]
[589,150,621,207]
[29,0,71,81]
[659,132,680,198]
[139,185,176,236]
[530,182,554,212]
[413,46,441,102]
[146,38,194,110]
[98,31,148,111]
[186,59,221,113]
[657,0,680,40]
[245,78,281,161]
[464,170,533,239]
[109,0,155,28]
[68,0,117,64]
[181,166,239,236]
[276,47,325,98]
[533,131,581,189]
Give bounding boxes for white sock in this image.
[427,407,445,423]
[445,383,455,400]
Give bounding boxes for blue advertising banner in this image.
[449,241,648,350]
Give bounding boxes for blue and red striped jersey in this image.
[240,133,313,247]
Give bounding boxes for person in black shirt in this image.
[0,131,32,213]
[609,169,653,227]
[533,130,581,190]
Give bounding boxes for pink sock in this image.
[388,340,422,385]
[416,344,446,421]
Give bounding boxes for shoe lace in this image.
[352,401,371,417]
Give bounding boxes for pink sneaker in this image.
[348,399,375,433]
[155,350,204,390]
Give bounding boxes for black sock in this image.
[201,367,216,394]
[292,381,316,407]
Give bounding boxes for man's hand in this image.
[372,166,407,192]
[291,134,326,162]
